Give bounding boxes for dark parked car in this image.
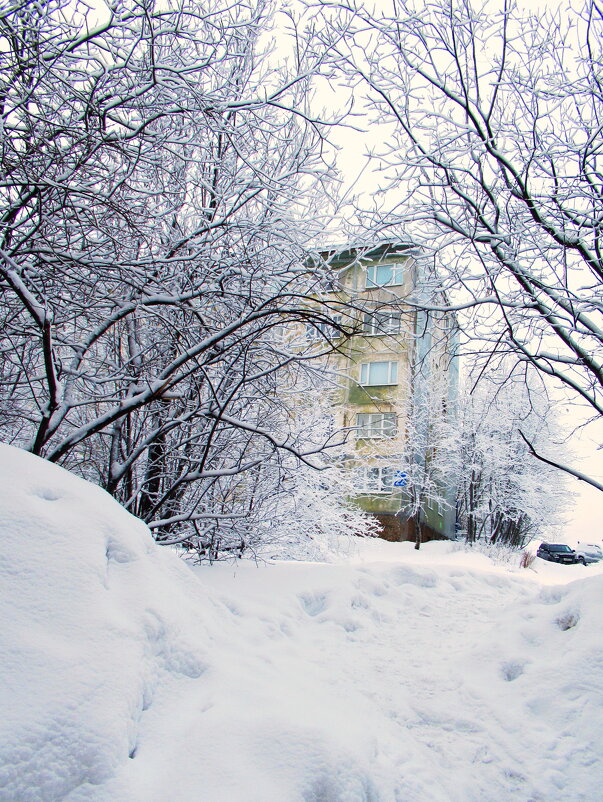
[536,543,580,564]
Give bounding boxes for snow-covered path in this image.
[1,444,601,802]
[83,551,602,802]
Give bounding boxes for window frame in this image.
[355,412,397,439]
[361,309,402,336]
[305,314,343,343]
[357,465,395,494]
[359,360,398,386]
[365,263,405,288]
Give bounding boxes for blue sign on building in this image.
[393,470,409,488]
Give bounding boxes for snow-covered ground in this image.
[1,443,602,802]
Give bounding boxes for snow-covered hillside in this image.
[1,443,602,802]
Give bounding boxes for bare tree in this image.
[186,389,381,563]
[456,371,570,548]
[0,0,362,548]
[397,322,460,550]
[321,0,603,489]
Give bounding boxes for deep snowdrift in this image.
[1,443,602,802]
[0,444,211,802]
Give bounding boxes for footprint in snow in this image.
[32,487,62,501]
[500,660,526,682]
[299,593,328,617]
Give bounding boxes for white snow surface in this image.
[1,444,602,802]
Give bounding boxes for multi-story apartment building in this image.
[310,242,458,543]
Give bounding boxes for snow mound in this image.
[0,446,385,802]
[0,444,208,801]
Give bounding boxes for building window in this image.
[356,412,397,439]
[365,263,405,288]
[357,465,395,493]
[305,314,342,343]
[362,309,402,335]
[359,361,398,386]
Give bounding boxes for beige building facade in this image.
[311,242,458,542]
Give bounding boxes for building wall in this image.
[309,243,458,542]
[374,513,449,544]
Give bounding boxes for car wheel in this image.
[578,556,586,565]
